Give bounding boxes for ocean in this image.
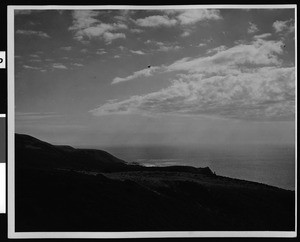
[100,144,295,190]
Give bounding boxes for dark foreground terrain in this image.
[15,134,295,232]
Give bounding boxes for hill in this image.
[15,134,295,232]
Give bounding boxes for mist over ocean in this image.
[97,144,295,190]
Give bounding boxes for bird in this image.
[148,65,151,68]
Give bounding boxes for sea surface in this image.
[98,144,295,190]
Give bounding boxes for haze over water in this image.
[100,144,295,190]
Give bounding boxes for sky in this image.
[14,7,296,147]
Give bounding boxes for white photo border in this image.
[7,4,297,238]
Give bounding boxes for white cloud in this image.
[206,45,227,54]
[116,39,284,84]
[273,19,294,33]
[69,10,100,30]
[92,67,295,121]
[253,33,272,39]
[135,9,221,28]
[175,9,222,25]
[197,38,213,47]
[69,10,127,44]
[52,63,68,69]
[60,46,72,51]
[247,22,259,34]
[158,45,181,52]
[165,39,283,75]
[107,38,294,120]
[16,29,50,38]
[197,43,207,47]
[130,50,146,55]
[96,50,107,55]
[22,65,40,70]
[181,31,191,37]
[135,15,177,27]
[103,32,126,43]
[112,66,161,84]
[72,63,84,67]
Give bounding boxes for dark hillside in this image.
[15,134,295,232]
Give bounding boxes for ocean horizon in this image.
[77,143,295,191]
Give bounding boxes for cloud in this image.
[112,66,161,84]
[135,15,177,27]
[253,33,272,39]
[22,65,40,70]
[72,63,84,67]
[130,50,146,55]
[197,38,213,47]
[29,54,40,58]
[96,50,107,55]
[145,40,182,52]
[130,28,144,33]
[273,19,294,33]
[113,10,134,23]
[165,39,283,74]
[206,45,227,54]
[115,39,284,84]
[181,31,191,37]
[158,45,181,52]
[69,10,127,44]
[197,43,207,47]
[103,32,126,43]
[174,9,222,25]
[52,63,68,69]
[69,10,100,30]
[106,38,295,121]
[16,112,61,120]
[16,29,50,38]
[134,9,221,28]
[60,46,72,51]
[92,67,295,121]
[247,22,259,34]
[29,59,41,62]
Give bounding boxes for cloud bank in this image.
[69,10,127,44]
[92,38,295,121]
